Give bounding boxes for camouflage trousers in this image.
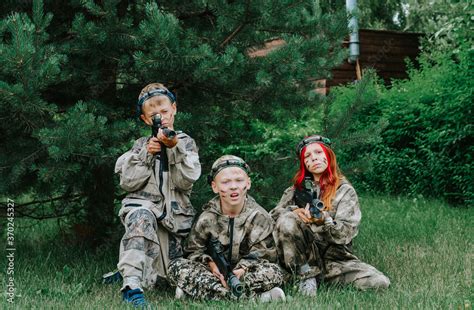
[274,212,390,290]
[118,207,183,291]
[168,258,284,300]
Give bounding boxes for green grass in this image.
[1,195,472,309]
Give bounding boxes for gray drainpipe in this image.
[346,0,360,64]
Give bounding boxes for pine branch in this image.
[1,192,127,220]
[177,8,215,21]
[0,194,84,220]
[219,0,251,48]
[276,156,292,161]
[220,22,246,48]
[11,208,79,220]
[0,148,44,170]
[329,76,374,139]
[0,194,84,209]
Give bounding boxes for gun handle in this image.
[151,126,159,137]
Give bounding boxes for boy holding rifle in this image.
[114,83,201,307]
[168,155,285,302]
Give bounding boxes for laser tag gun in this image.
[151,113,178,173]
[294,176,324,220]
[151,114,176,140]
[207,237,244,298]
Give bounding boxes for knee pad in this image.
[125,208,157,230]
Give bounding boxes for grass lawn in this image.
[1,195,472,309]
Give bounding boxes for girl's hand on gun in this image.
[293,206,312,223]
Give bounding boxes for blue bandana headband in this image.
[136,88,176,118]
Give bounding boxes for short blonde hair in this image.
[136,83,176,118]
[208,155,250,184]
[138,83,168,99]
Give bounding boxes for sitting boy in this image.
[168,155,285,302]
[114,83,201,306]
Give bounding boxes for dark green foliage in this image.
[1,1,65,195]
[326,47,473,205]
[0,0,347,237]
[321,0,406,30]
[322,0,470,35]
[322,70,387,181]
[373,47,473,205]
[302,4,473,205]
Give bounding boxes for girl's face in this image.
[303,143,328,177]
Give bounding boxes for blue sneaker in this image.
[122,288,148,308]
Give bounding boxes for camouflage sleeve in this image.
[114,137,154,192]
[169,135,201,191]
[184,214,212,265]
[269,187,298,222]
[322,184,362,245]
[235,212,277,270]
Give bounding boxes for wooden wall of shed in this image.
[247,29,422,95]
[326,29,422,89]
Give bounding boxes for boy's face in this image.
[140,96,177,129]
[212,167,251,208]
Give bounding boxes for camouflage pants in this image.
[168,258,284,300]
[118,207,183,291]
[274,212,390,290]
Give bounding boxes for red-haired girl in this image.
[270,135,390,296]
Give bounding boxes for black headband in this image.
[136,88,176,118]
[296,135,332,156]
[207,159,251,185]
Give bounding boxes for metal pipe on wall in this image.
[346,0,360,64]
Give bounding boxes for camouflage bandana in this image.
[296,135,332,156]
[207,157,251,185]
[136,88,176,118]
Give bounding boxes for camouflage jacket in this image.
[185,195,277,270]
[115,132,201,236]
[270,180,362,246]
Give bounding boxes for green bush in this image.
[374,48,472,205]
[329,49,473,205]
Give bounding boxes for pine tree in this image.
[1,0,347,240]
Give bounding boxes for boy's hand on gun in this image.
[147,129,178,155]
[147,137,162,155]
[208,261,228,288]
[157,128,178,148]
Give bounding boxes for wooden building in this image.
[324,29,423,93]
[248,29,423,94]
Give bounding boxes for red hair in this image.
[292,143,343,210]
